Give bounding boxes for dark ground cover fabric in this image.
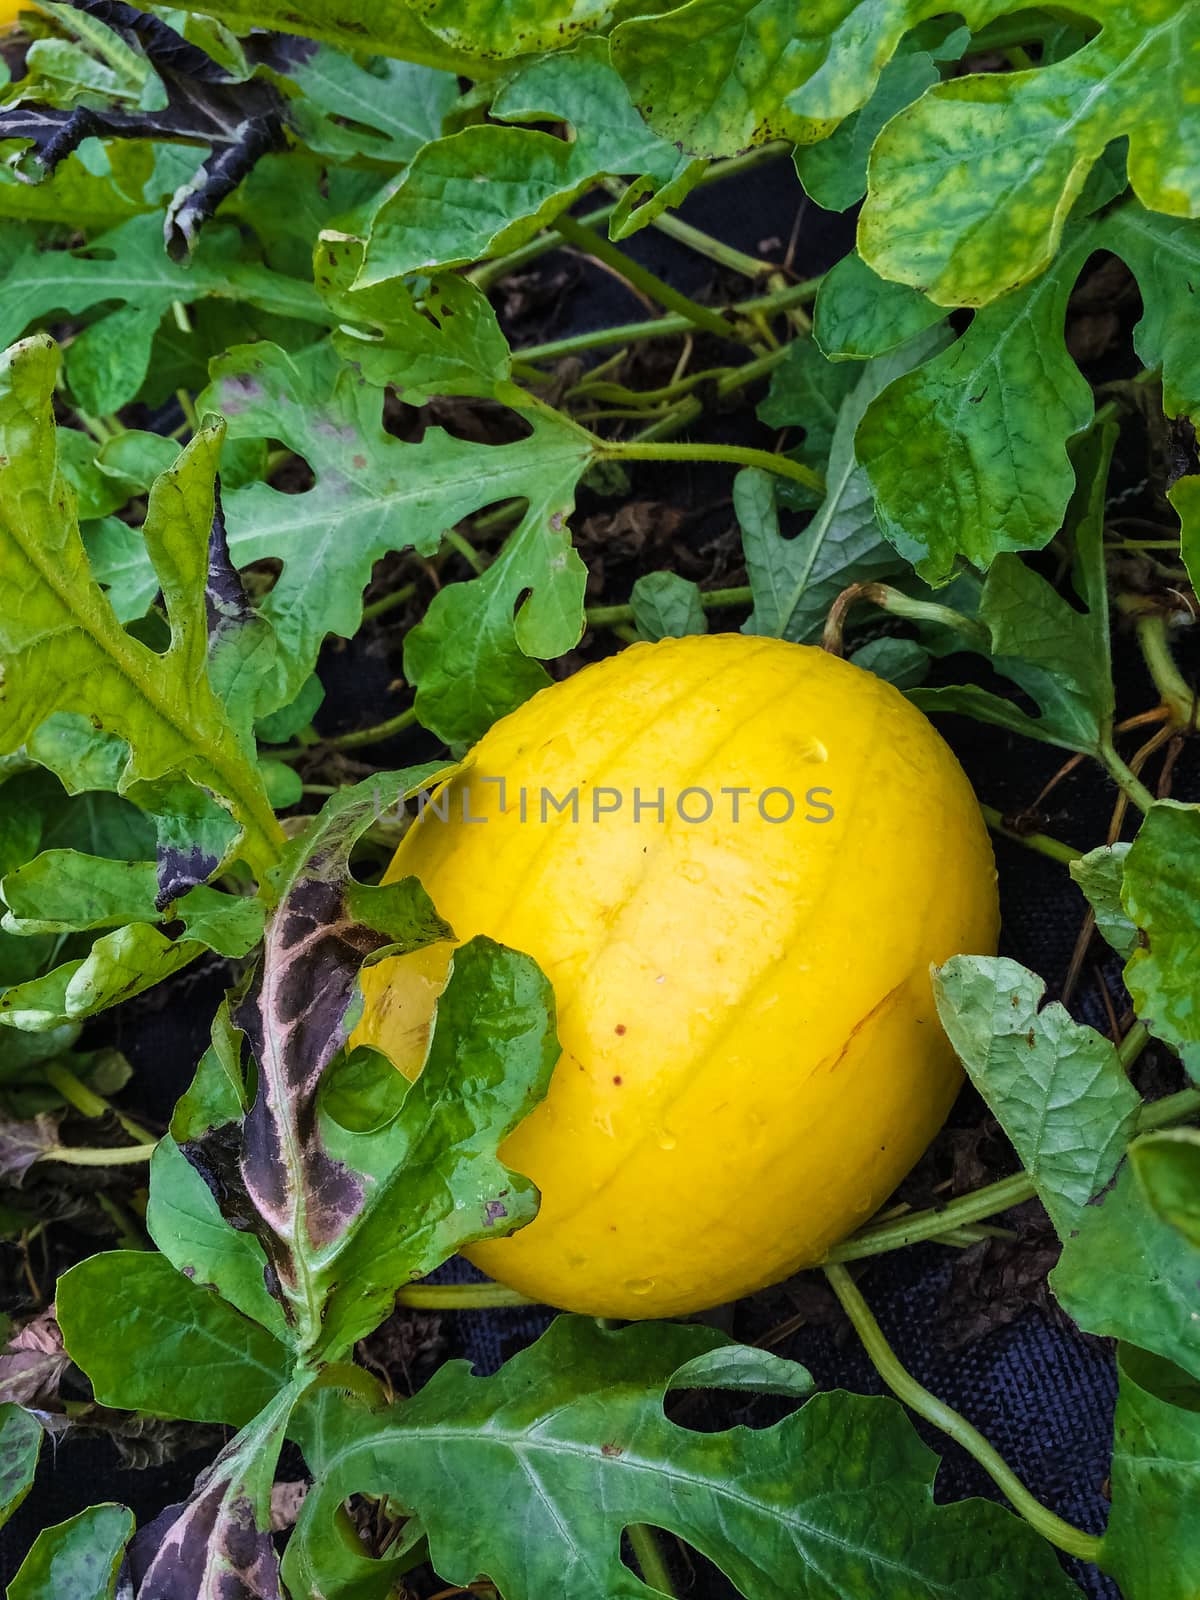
[0,154,1181,1597]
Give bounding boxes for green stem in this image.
[600,178,771,280]
[1100,742,1157,814]
[598,440,823,493]
[469,143,790,291]
[275,707,418,762]
[42,1142,158,1166]
[979,805,1082,868]
[587,585,753,629]
[361,581,417,624]
[1139,1083,1200,1129]
[1118,1019,1150,1073]
[96,1194,149,1250]
[826,1172,1038,1263]
[43,1062,156,1145]
[393,1282,536,1310]
[1134,613,1195,727]
[824,1263,1103,1564]
[627,1524,677,1596]
[518,279,820,366]
[553,214,742,343]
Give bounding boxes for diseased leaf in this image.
[934,956,1141,1237]
[1099,1346,1200,1600]
[1121,801,1200,1080]
[407,0,613,57]
[7,1502,133,1600]
[1130,1130,1200,1248]
[0,1404,42,1528]
[793,48,938,213]
[911,423,1116,751]
[57,1250,291,1426]
[630,572,707,640]
[861,0,1200,306]
[0,337,282,879]
[1052,1163,1200,1384]
[360,39,696,281]
[126,1384,296,1600]
[177,768,554,1363]
[0,1111,63,1179]
[288,1315,1077,1600]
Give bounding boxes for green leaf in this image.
[0,923,203,1032]
[313,936,559,1359]
[1130,1129,1200,1248]
[316,239,512,399]
[1121,801,1200,1079]
[7,1502,133,1600]
[0,1404,41,1528]
[1052,1163,1200,1384]
[360,38,696,281]
[861,1,1200,306]
[279,47,458,166]
[0,216,327,416]
[1070,843,1136,957]
[630,571,707,640]
[406,0,614,57]
[1099,1346,1200,1600]
[814,252,946,361]
[794,49,939,212]
[739,328,947,643]
[56,1249,291,1426]
[0,851,261,956]
[856,229,1095,582]
[850,635,930,688]
[934,955,1141,1237]
[0,337,282,878]
[196,340,592,724]
[289,1315,1077,1600]
[146,1135,290,1341]
[756,336,859,471]
[911,423,1116,751]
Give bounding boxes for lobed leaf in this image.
[1120,801,1200,1080]
[934,955,1140,1237]
[288,1315,1078,1600]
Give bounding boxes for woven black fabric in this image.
[0,159,1178,1597]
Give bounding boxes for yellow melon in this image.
[354,634,998,1318]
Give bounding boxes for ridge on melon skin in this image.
[355,633,999,1319]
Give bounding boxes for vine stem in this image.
[43,1061,156,1145]
[978,805,1082,868]
[597,440,823,493]
[393,1282,535,1310]
[274,706,418,762]
[1133,612,1196,728]
[599,178,772,281]
[823,1263,1104,1564]
[1099,742,1157,815]
[627,1524,677,1596]
[516,278,821,366]
[41,1143,158,1166]
[553,214,745,344]
[469,142,791,291]
[587,585,752,629]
